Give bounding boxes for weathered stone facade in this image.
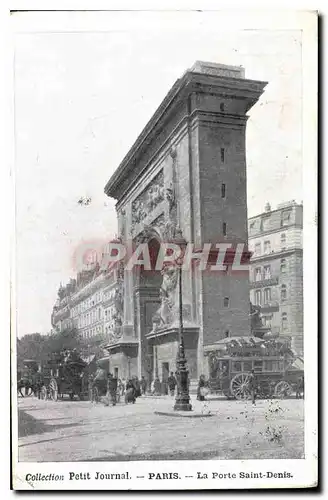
[104,61,266,383]
[249,201,303,354]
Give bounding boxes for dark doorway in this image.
[162,362,169,381]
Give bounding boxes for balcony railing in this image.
[259,301,279,312]
[250,277,279,289]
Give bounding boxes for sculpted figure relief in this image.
[152,264,178,328]
[166,183,176,212]
[132,171,164,227]
[107,263,125,342]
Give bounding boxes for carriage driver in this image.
[93,361,107,395]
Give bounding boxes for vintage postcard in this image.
[10,6,318,490]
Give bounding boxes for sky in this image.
[13,11,303,337]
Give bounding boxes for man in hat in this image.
[93,361,107,397]
[167,372,177,396]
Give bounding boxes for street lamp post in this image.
[127,356,131,379]
[174,234,192,412]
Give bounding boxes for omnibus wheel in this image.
[49,379,58,401]
[274,380,293,399]
[230,373,252,400]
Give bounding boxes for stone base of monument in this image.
[154,409,214,418]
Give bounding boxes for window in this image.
[243,361,252,372]
[255,289,261,306]
[280,258,287,273]
[261,216,271,231]
[281,210,291,226]
[264,288,271,304]
[220,148,225,162]
[264,240,271,254]
[281,233,286,250]
[255,268,262,281]
[264,265,271,279]
[281,284,287,301]
[232,361,242,372]
[282,312,288,331]
[220,103,225,112]
[221,183,226,198]
[224,297,230,308]
[255,243,261,255]
[223,222,227,236]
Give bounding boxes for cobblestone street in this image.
[17,395,304,462]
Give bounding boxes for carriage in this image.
[205,336,304,400]
[39,350,87,401]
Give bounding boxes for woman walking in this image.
[197,374,208,401]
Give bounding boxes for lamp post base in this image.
[174,397,192,412]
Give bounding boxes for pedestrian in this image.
[121,378,126,396]
[296,375,304,399]
[167,372,177,396]
[140,376,147,395]
[153,376,161,396]
[249,369,257,405]
[93,362,107,397]
[35,371,43,400]
[125,379,136,404]
[107,373,117,406]
[117,378,123,399]
[197,374,207,401]
[132,376,141,398]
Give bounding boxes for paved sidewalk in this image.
[17,395,304,462]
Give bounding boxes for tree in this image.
[17,333,49,370]
[45,327,82,355]
[17,328,84,370]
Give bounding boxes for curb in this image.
[154,410,214,418]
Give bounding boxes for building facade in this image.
[103,61,267,384]
[248,201,303,354]
[51,262,122,346]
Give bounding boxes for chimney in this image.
[265,202,271,213]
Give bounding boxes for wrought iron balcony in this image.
[260,301,280,312]
[250,276,279,289]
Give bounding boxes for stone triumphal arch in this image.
[104,61,266,386]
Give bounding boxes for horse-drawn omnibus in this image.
[39,350,87,401]
[205,336,304,400]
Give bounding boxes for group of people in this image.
[150,372,178,396]
[91,365,150,405]
[91,364,181,403]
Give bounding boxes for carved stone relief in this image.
[132,171,164,226]
[108,261,124,343]
[165,147,178,223]
[152,264,179,329]
[118,208,126,241]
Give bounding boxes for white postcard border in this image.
[8,5,318,491]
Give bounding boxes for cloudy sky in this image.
[13,11,302,337]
